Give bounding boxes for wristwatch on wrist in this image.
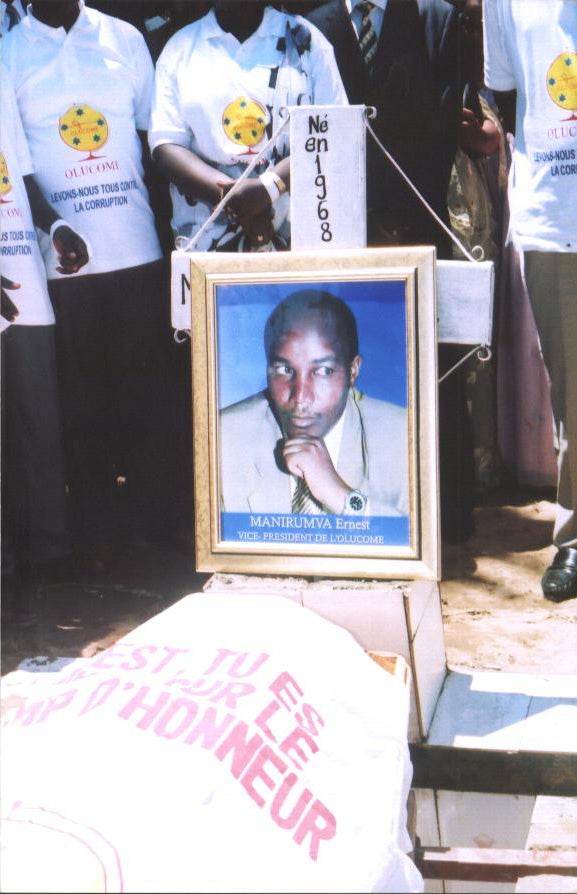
[344,489,367,514]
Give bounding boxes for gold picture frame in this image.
[189,246,439,580]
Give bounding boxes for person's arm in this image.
[153,142,233,206]
[149,51,240,221]
[482,0,517,137]
[149,23,293,245]
[23,175,89,275]
[154,144,290,246]
[1,276,20,323]
[139,130,174,254]
[281,436,352,515]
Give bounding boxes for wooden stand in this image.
[411,670,577,892]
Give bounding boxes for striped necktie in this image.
[292,477,323,514]
[355,1,378,74]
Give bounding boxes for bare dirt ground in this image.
[1,486,576,677]
[441,487,577,675]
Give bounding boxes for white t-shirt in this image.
[149,6,348,249]
[2,1,162,278]
[483,0,577,252]
[0,68,55,327]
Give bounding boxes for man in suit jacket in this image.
[305,0,450,256]
[307,0,477,544]
[219,289,409,517]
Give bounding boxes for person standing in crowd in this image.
[484,0,577,601]
[418,0,508,544]
[421,0,506,495]
[1,67,89,623]
[89,1,210,62]
[440,0,504,259]
[306,0,449,251]
[147,0,347,540]
[305,0,476,544]
[3,0,175,571]
[148,0,348,253]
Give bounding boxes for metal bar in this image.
[438,343,491,383]
[416,845,577,882]
[409,743,577,797]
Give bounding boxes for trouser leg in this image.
[1,325,70,571]
[49,274,118,548]
[438,344,476,544]
[524,251,577,549]
[100,260,176,538]
[50,261,191,551]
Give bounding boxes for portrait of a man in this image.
[219,288,409,519]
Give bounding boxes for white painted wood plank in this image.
[516,876,577,893]
[411,590,447,739]
[203,573,305,604]
[406,579,440,634]
[524,796,577,849]
[437,791,535,894]
[427,671,531,749]
[463,673,577,699]
[301,584,409,654]
[413,789,444,893]
[515,794,577,891]
[290,105,367,251]
[519,700,577,753]
[414,788,441,847]
[437,259,495,345]
[436,792,535,850]
[408,689,421,744]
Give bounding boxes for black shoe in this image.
[541,547,577,602]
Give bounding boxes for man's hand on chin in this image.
[282,435,349,514]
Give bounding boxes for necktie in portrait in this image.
[292,477,323,514]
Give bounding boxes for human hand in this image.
[282,435,349,514]
[460,107,501,157]
[243,207,276,248]
[52,224,90,274]
[1,276,21,323]
[221,178,272,236]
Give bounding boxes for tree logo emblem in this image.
[0,153,12,202]
[222,96,268,156]
[546,52,577,120]
[58,104,109,160]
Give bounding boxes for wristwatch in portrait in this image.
[344,489,367,514]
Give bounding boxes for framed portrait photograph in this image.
[189,247,439,580]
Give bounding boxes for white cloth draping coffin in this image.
[1,592,423,893]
